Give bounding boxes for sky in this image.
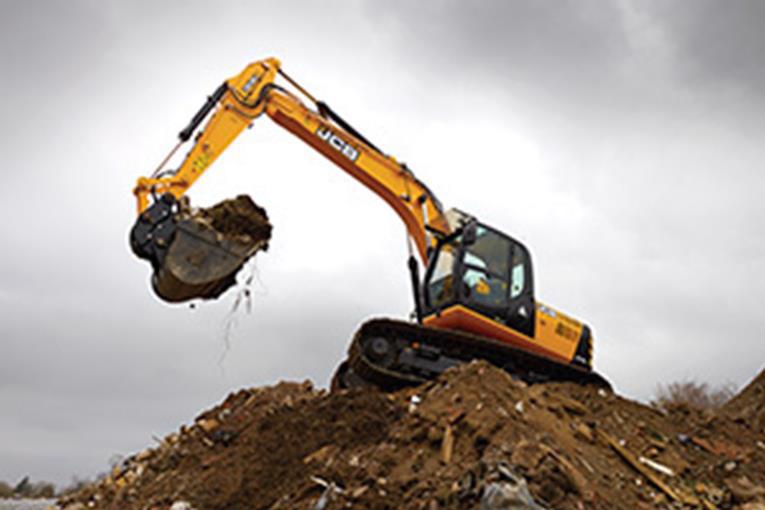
[1,0,764,486]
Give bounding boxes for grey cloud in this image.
[364,1,765,125]
[646,0,765,96]
[363,1,634,113]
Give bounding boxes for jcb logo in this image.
[316,126,359,162]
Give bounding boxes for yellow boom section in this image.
[133,57,447,262]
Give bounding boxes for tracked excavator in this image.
[130,58,610,390]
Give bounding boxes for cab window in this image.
[510,247,527,298]
[427,244,455,308]
[462,227,511,308]
[465,226,510,280]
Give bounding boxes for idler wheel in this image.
[363,336,397,368]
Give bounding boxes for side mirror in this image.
[462,221,478,246]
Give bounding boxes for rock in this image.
[427,425,443,444]
[573,422,594,443]
[197,418,220,433]
[441,424,454,464]
[510,440,547,471]
[481,475,547,510]
[135,448,153,462]
[737,504,765,510]
[350,486,368,499]
[726,476,765,503]
[554,395,588,416]
[170,502,196,510]
[210,428,237,446]
[547,449,592,500]
[303,444,338,465]
[123,469,139,485]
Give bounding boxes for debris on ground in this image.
[58,363,765,510]
[721,366,765,434]
[152,194,272,303]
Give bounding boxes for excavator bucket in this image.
[131,194,271,303]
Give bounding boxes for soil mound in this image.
[58,362,765,510]
[721,366,765,433]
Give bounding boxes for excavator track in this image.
[332,318,611,392]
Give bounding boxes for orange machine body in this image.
[424,302,587,366]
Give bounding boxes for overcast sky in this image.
[1,0,764,486]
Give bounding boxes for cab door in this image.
[504,243,535,337]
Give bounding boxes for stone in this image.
[441,425,454,464]
[135,448,153,462]
[196,418,220,433]
[738,504,765,510]
[481,476,547,510]
[170,502,196,510]
[573,422,594,443]
[725,476,765,503]
[303,444,337,465]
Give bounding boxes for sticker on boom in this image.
[316,126,359,162]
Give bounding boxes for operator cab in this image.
[422,209,535,337]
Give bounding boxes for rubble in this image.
[722,366,765,433]
[58,363,765,510]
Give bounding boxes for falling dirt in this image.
[58,362,765,510]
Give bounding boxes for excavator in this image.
[130,57,610,390]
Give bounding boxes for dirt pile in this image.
[58,362,765,510]
[153,195,272,303]
[721,366,765,433]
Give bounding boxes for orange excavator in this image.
[130,58,610,390]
